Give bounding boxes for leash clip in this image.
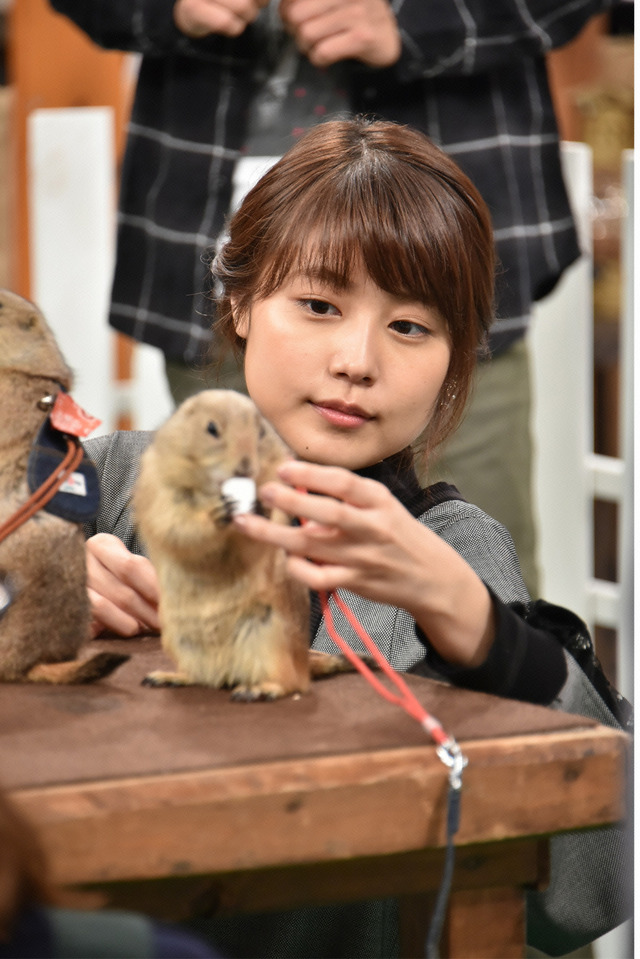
[436,738,468,791]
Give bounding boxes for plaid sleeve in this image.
[49,0,264,59]
[393,0,614,77]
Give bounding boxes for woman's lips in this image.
[311,401,374,429]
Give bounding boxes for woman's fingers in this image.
[87,588,151,639]
[277,460,383,506]
[255,461,390,535]
[86,534,160,637]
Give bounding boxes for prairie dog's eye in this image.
[207,421,220,438]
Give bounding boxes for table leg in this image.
[443,886,526,958]
[399,886,525,958]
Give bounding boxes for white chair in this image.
[28,105,174,436]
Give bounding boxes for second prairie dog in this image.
[0,289,127,684]
[135,390,317,700]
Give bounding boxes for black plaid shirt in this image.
[51,0,612,362]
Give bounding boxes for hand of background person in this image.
[86,534,160,639]
[173,0,270,38]
[279,0,401,68]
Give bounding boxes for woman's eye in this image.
[390,319,430,337]
[300,298,338,317]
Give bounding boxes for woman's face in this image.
[234,265,452,470]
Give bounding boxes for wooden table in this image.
[1,637,630,958]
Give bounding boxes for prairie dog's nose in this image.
[234,456,252,478]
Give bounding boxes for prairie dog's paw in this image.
[231,681,295,702]
[142,670,193,687]
[308,649,379,677]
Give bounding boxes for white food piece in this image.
[221,476,257,516]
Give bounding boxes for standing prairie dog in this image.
[135,390,322,700]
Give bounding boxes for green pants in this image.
[424,338,539,598]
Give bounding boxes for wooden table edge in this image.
[10,722,629,887]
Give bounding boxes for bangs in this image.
[251,157,457,317]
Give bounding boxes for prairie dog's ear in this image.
[230,296,249,340]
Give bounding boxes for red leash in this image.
[296,490,466,767]
[318,587,468,957]
[320,587,452,745]
[298,486,468,957]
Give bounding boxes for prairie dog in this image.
[0,290,127,683]
[134,390,314,700]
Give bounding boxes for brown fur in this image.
[0,290,127,683]
[135,390,351,700]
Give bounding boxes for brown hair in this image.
[211,117,495,454]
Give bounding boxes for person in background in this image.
[49,0,616,599]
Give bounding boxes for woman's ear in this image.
[230,296,249,339]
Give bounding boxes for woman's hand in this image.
[279,0,401,69]
[234,460,495,667]
[173,0,269,38]
[86,534,160,639]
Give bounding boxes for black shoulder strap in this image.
[523,600,634,732]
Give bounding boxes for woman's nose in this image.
[328,321,379,384]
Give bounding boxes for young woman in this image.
[83,118,630,956]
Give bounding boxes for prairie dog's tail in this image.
[24,651,129,684]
